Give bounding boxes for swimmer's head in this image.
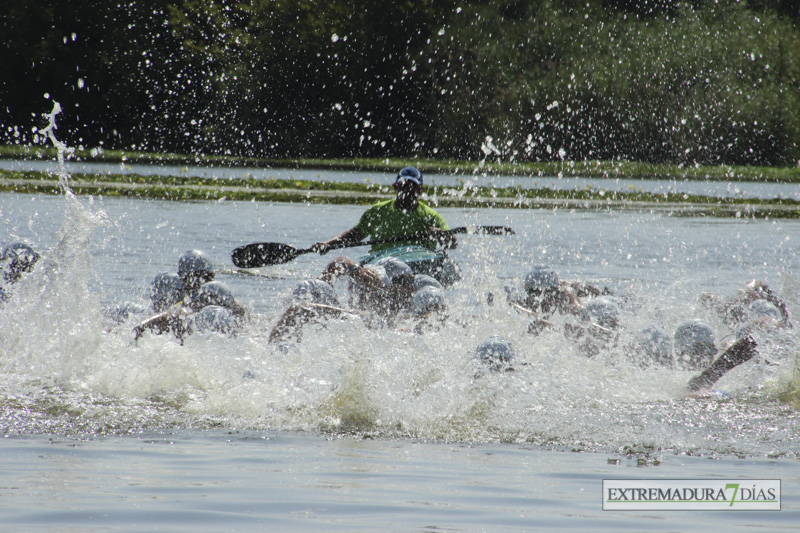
[633,325,673,367]
[195,281,236,311]
[674,319,717,370]
[1,242,40,283]
[413,274,443,291]
[523,266,559,295]
[412,286,447,317]
[104,301,148,324]
[291,279,340,307]
[186,305,238,336]
[475,335,515,373]
[746,299,781,321]
[580,297,620,329]
[376,257,413,280]
[372,257,415,294]
[150,272,184,312]
[177,250,214,291]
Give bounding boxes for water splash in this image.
[1,103,109,389]
[39,101,75,192]
[1,142,798,456]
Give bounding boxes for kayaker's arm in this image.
[312,227,365,255]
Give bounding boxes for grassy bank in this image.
[2,168,799,220]
[2,144,800,183]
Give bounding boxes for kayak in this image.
[357,245,461,286]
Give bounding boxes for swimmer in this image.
[474,335,515,373]
[268,278,353,343]
[0,242,40,302]
[269,256,445,343]
[509,265,611,315]
[688,294,792,391]
[630,311,783,392]
[506,265,613,336]
[687,335,758,392]
[562,296,621,357]
[396,284,448,334]
[150,272,184,313]
[699,279,790,329]
[134,279,247,341]
[629,324,674,368]
[177,249,216,301]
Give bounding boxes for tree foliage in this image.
[1,0,798,165]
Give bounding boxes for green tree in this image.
[168,0,456,157]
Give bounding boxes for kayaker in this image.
[311,167,457,254]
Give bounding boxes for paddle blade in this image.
[478,225,515,235]
[231,242,302,268]
[450,225,515,235]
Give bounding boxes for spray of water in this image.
[1,102,109,389]
[1,106,798,457]
[39,101,75,192]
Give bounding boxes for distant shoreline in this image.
[2,168,798,220]
[1,144,799,184]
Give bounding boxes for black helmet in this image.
[524,266,559,294]
[634,325,673,367]
[395,166,423,186]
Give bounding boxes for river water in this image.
[1,172,799,530]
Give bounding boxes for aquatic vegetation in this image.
[2,168,798,219]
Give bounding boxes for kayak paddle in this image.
[231,225,514,268]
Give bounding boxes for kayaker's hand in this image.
[429,228,457,249]
[311,242,331,255]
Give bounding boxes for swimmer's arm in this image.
[687,335,758,392]
[319,257,382,290]
[133,306,191,339]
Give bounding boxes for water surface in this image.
[1,179,798,530]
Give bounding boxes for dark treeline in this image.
[1,0,798,166]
